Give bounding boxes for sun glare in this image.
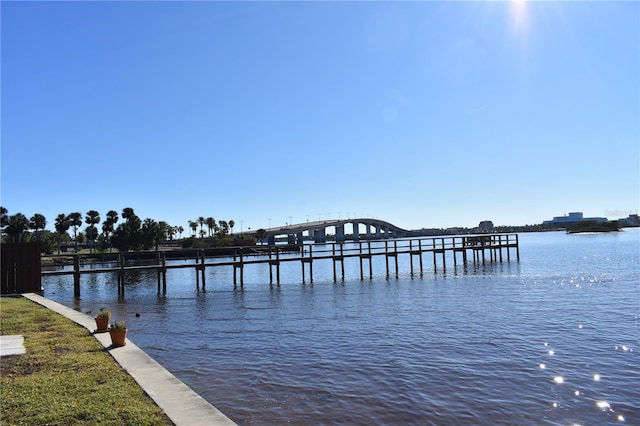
[510,0,528,34]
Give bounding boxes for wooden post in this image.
[385,241,390,278]
[309,245,313,284]
[156,251,161,293]
[368,242,373,279]
[276,247,281,284]
[118,253,125,294]
[332,244,337,281]
[516,234,520,261]
[239,248,244,287]
[418,239,424,275]
[301,249,306,283]
[452,238,457,266]
[493,237,497,262]
[359,242,364,280]
[269,247,273,284]
[120,253,126,296]
[201,250,206,290]
[116,253,120,289]
[340,244,344,279]
[432,239,437,269]
[394,240,398,278]
[162,253,167,294]
[409,240,414,274]
[462,238,468,264]
[196,251,201,290]
[233,249,237,286]
[73,255,80,298]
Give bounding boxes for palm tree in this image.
[1,206,8,241]
[218,220,229,236]
[229,220,235,235]
[106,210,119,226]
[188,221,197,237]
[112,209,142,251]
[102,220,115,249]
[68,212,82,251]
[166,225,175,242]
[206,217,216,242]
[0,206,8,228]
[85,210,101,227]
[85,210,101,252]
[198,216,205,240]
[255,228,267,245]
[29,213,47,241]
[176,225,184,240]
[158,221,168,247]
[141,218,159,250]
[85,225,98,252]
[101,210,119,250]
[122,207,135,222]
[54,213,70,254]
[5,213,29,243]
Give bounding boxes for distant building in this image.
[543,212,608,227]
[479,220,494,232]
[618,214,639,227]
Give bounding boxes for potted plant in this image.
[94,307,111,333]
[108,320,127,347]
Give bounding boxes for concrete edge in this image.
[21,293,237,426]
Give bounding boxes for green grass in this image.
[0,296,173,425]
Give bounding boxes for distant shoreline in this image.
[566,221,621,234]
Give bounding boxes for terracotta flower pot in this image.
[94,316,110,332]
[109,328,127,347]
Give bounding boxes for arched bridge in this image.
[257,218,413,245]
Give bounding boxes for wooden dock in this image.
[41,234,519,296]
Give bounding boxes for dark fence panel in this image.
[1,243,42,295]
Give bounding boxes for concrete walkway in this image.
[0,335,26,356]
[22,293,236,426]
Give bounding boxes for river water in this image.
[43,230,639,425]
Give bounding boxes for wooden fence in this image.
[1,243,42,295]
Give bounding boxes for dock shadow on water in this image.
[44,230,640,425]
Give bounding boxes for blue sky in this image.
[2,1,638,232]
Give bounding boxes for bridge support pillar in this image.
[314,228,326,243]
[375,226,382,239]
[287,234,296,244]
[296,232,304,245]
[365,224,371,240]
[352,222,359,242]
[268,235,275,245]
[336,225,345,243]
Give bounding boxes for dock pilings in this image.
[44,234,520,297]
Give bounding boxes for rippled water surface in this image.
[45,230,640,425]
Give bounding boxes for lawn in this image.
[0,296,173,425]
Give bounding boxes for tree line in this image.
[0,206,253,254]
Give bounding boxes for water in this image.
[44,230,640,425]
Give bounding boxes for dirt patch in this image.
[0,354,40,377]
[54,347,73,356]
